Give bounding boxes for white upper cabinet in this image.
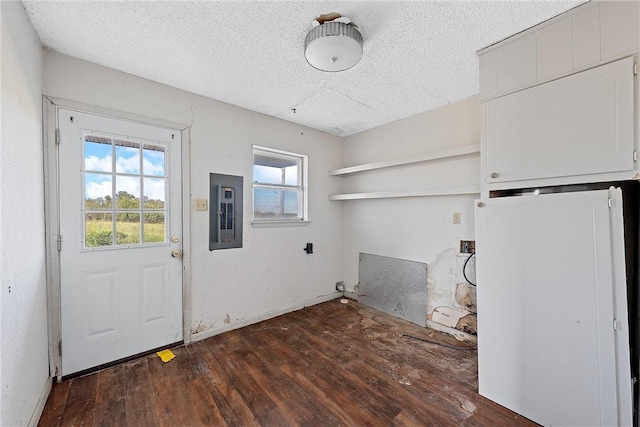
[536,19,574,81]
[496,34,537,94]
[601,0,640,60]
[572,1,601,69]
[479,1,639,101]
[486,57,635,184]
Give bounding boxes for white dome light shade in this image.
[304,22,363,72]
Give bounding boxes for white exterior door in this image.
[474,188,632,426]
[58,109,183,376]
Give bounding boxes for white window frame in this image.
[252,145,309,227]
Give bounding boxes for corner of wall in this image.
[339,97,480,337]
[1,2,50,426]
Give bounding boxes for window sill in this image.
[251,220,310,228]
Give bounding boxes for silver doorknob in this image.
[171,249,182,258]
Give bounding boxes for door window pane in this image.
[143,177,165,209]
[143,212,165,243]
[115,176,141,209]
[85,213,113,247]
[85,174,112,209]
[116,213,140,245]
[84,136,112,172]
[143,144,165,177]
[82,134,172,249]
[115,140,140,174]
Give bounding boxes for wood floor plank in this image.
[58,374,97,426]
[307,302,523,425]
[278,364,371,426]
[294,323,472,424]
[147,346,198,427]
[39,299,537,427]
[169,344,228,426]
[184,377,229,426]
[249,364,345,426]
[93,365,125,427]
[38,380,70,427]
[188,341,259,427]
[207,341,290,426]
[122,357,159,426]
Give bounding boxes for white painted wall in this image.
[43,51,345,340]
[341,97,480,331]
[0,2,50,425]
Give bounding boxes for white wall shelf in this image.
[329,144,480,176]
[329,185,480,201]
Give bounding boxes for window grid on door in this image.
[82,133,168,249]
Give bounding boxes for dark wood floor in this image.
[39,299,534,426]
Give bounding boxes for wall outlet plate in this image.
[194,199,208,211]
[452,212,461,224]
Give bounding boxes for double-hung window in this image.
[252,146,308,224]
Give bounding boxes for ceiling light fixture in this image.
[304,14,363,72]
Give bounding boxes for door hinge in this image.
[634,150,638,162]
[608,198,613,208]
[56,235,62,251]
[58,340,62,357]
[614,319,620,330]
[635,63,638,76]
[55,128,60,145]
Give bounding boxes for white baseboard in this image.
[28,376,52,427]
[190,291,342,342]
[426,319,477,343]
[342,290,359,300]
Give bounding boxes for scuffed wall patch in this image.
[455,283,476,312]
[427,249,477,335]
[192,314,232,335]
[456,314,477,335]
[427,249,462,314]
[192,322,207,334]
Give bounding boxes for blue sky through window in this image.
[84,138,166,201]
[253,165,298,185]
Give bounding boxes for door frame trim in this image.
[43,96,192,381]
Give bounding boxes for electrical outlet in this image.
[460,240,475,254]
[452,212,461,224]
[194,199,208,211]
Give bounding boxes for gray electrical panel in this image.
[209,173,243,250]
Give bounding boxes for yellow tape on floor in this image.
[156,349,176,363]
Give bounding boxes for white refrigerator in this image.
[475,185,636,426]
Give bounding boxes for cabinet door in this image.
[474,189,632,426]
[486,56,634,184]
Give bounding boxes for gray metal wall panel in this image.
[359,253,427,327]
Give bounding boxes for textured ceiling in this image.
[23,1,585,137]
